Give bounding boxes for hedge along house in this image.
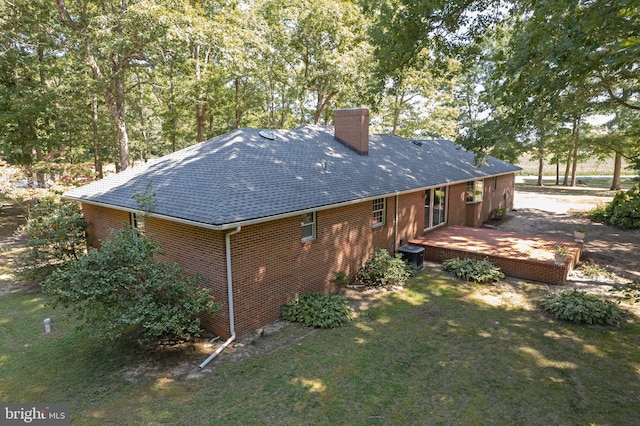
[63,108,520,343]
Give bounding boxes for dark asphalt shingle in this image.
[64,125,521,226]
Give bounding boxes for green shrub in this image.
[42,229,220,343]
[330,271,352,289]
[20,196,87,279]
[356,248,412,287]
[281,292,353,328]
[588,205,609,223]
[491,207,507,221]
[442,258,505,283]
[540,289,625,326]
[610,280,640,304]
[589,184,640,229]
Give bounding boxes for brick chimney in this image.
[334,108,369,155]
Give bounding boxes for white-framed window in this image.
[466,180,484,203]
[424,186,447,230]
[301,211,316,242]
[130,212,146,237]
[372,198,386,228]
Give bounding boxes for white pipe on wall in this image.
[199,226,242,369]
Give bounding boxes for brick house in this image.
[63,108,520,340]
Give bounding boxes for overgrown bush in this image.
[20,196,87,279]
[443,258,505,283]
[42,229,219,343]
[281,292,353,328]
[540,289,625,326]
[589,184,640,229]
[355,248,412,287]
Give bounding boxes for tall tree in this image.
[55,0,174,171]
[260,0,372,125]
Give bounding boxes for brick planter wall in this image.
[422,245,575,285]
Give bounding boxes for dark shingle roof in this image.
[64,125,520,227]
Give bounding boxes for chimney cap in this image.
[334,107,370,115]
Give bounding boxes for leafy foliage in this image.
[443,258,505,283]
[42,229,219,343]
[580,263,614,280]
[330,271,352,289]
[20,196,87,279]
[490,207,507,221]
[588,205,609,224]
[356,248,412,287]
[540,289,625,326]
[588,184,640,229]
[281,292,353,328]
[610,280,640,304]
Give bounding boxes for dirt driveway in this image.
[496,185,640,283]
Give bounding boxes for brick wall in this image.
[78,172,517,338]
[228,200,390,336]
[422,246,573,285]
[80,198,399,338]
[447,183,467,227]
[463,174,516,227]
[82,203,130,247]
[396,191,424,245]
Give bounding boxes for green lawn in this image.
[2,269,639,425]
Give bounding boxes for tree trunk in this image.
[535,141,545,186]
[235,77,243,128]
[56,0,131,171]
[610,151,622,190]
[391,93,400,135]
[196,99,207,142]
[136,72,148,162]
[536,155,544,186]
[570,116,581,187]
[113,73,130,171]
[91,94,103,179]
[313,89,337,125]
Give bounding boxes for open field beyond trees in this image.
[1,187,640,425]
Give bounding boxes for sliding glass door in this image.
[424,186,447,230]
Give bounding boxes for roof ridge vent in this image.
[259,130,276,140]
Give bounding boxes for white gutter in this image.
[199,226,241,369]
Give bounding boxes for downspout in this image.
[394,194,399,251]
[199,226,242,369]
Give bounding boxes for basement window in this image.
[466,180,484,203]
[372,198,386,228]
[301,212,316,242]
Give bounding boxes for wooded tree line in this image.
[1,0,638,188]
